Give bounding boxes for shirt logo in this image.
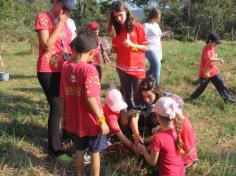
[71,75,76,82]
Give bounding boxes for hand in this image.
[152,126,160,134]
[163,31,172,37]
[103,54,110,64]
[136,143,147,155]
[100,121,110,135]
[123,39,134,48]
[131,144,140,155]
[219,58,224,64]
[134,135,144,144]
[58,10,68,26]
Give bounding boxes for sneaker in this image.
[225,98,236,104]
[56,153,73,163]
[84,152,91,164]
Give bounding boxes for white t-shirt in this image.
[67,18,77,41]
[143,22,163,51]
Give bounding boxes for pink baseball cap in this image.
[88,21,100,31]
[152,97,182,120]
[105,88,127,112]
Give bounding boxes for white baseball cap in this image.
[105,88,127,112]
[152,97,182,120]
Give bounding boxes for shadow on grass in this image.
[0,120,47,150]
[0,142,74,175]
[14,87,43,94]
[0,90,47,117]
[11,74,36,80]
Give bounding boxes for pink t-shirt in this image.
[150,128,185,176]
[199,45,218,78]
[181,117,197,166]
[103,104,121,134]
[60,60,102,137]
[35,12,72,72]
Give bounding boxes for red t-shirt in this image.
[93,37,101,66]
[60,60,102,137]
[112,21,148,78]
[150,128,185,176]
[181,117,197,166]
[199,45,218,78]
[103,104,121,134]
[35,12,72,72]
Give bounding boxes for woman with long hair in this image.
[143,8,172,85]
[106,0,148,109]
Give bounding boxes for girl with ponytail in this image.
[137,97,186,176]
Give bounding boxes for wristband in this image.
[98,115,106,124]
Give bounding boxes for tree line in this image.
[0,0,235,43]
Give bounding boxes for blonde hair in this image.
[158,113,185,154]
[174,114,185,154]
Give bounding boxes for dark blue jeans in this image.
[190,75,230,100]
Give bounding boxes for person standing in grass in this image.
[189,32,236,103]
[60,27,109,176]
[137,97,186,176]
[88,21,110,80]
[35,0,76,162]
[143,8,172,85]
[106,0,148,109]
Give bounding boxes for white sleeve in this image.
[143,23,148,34]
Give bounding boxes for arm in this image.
[123,39,148,51]
[130,112,144,143]
[162,31,172,37]
[37,11,68,50]
[86,97,109,135]
[137,144,159,166]
[209,57,224,63]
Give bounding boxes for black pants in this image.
[117,68,142,109]
[190,75,231,100]
[37,72,63,156]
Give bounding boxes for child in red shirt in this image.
[88,21,110,80]
[60,27,109,176]
[103,87,139,153]
[189,32,235,103]
[137,97,186,176]
[106,1,148,109]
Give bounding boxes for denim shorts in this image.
[73,135,107,153]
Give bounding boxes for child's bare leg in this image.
[74,150,85,176]
[91,152,100,176]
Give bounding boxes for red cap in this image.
[88,21,100,30]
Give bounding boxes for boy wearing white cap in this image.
[103,88,139,153]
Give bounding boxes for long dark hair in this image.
[135,76,163,104]
[106,0,134,38]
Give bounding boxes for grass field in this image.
[0,40,236,176]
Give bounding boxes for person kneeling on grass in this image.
[103,87,139,153]
[130,76,184,144]
[189,32,236,103]
[60,27,109,176]
[137,97,186,176]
